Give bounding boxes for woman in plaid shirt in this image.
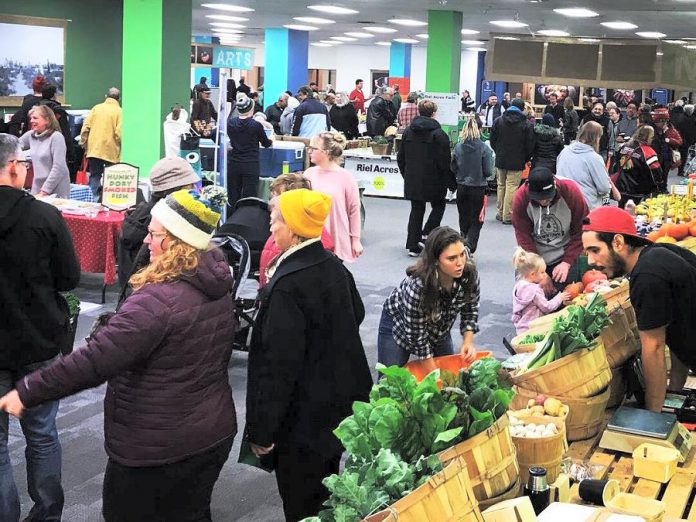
[378,226,480,370]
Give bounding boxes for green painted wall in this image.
[0,0,123,109]
[425,10,462,93]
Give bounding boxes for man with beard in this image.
[582,206,696,412]
[581,102,610,160]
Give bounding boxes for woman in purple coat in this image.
[0,188,237,522]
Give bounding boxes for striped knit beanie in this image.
[150,189,222,249]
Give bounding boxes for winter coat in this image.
[650,124,681,173]
[461,95,476,113]
[479,103,504,126]
[117,196,160,288]
[246,241,372,457]
[556,142,612,210]
[615,141,665,199]
[531,124,564,173]
[512,279,565,334]
[397,116,452,201]
[191,98,218,124]
[490,108,536,171]
[16,248,238,467]
[227,117,272,162]
[7,94,42,137]
[366,96,395,137]
[563,109,579,133]
[679,114,696,148]
[265,103,284,135]
[329,103,360,139]
[0,188,80,370]
[292,97,331,138]
[581,112,610,153]
[279,106,296,135]
[451,138,493,187]
[543,104,565,128]
[80,97,122,163]
[615,115,639,142]
[671,106,688,137]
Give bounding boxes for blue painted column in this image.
[389,42,411,78]
[264,28,309,109]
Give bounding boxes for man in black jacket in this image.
[543,93,565,128]
[397,100,452,255]
[490,98,536,224]
[7,75,46,137]
[265,92,288,135]
[581,102,610,159]
[0,133,80,522]
[366,86,396,137]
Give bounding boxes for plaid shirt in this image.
[397,103,419,130]
[384,272,480,359]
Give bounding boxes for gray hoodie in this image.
[556,142,612,210]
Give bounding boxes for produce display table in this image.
[566,411,695,521]
[343,148,402,198]
[62,211,124,302]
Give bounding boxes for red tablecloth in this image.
[63,211,125,285]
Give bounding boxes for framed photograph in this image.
[534,84,579,106]
[606,89,643,108]
[371,70,389,95]
[0,15,67,106]
[583,87,607,105]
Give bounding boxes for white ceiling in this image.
[192,0,696,48]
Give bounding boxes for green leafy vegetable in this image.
[518,333,545,345]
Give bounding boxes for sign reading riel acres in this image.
[102,163,139,210]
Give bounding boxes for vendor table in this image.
[343,149,403,198]
[63,211,124,302]
[69,183,95,203]
[566,410,695,521]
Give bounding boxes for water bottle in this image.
[523,467,550,515]
[282,160,290,175]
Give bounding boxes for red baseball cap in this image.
[582,206,652,244]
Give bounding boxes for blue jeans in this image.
[377,309,453,367]
[87,158,113,199]
[0,360,64,522]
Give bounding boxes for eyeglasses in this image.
[306,146,326,153]
[11,159,31,167]
[146,230,168,240]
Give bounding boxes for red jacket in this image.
[259,229,335,287]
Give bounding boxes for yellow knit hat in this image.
[278,189,331,239]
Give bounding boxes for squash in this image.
[647,229,665,242]
[690,225,696,237]
[667,222,690,240]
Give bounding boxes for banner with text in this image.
[423,92,459,126]
[102,163,139,210]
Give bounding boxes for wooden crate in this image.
[567,410,696,521]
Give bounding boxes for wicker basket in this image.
[621,300,638,333]
[476,476,522,511]
[602,308,639,369]
[511,386,610,442]
[510,415,567,485]
[371,143,389,155]
[364,457,484,522]
[607,366,627,409]
[510,326,548,354]
[437,415,519,502]
[512,340,612,398]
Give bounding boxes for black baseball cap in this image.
[527,166,556,201]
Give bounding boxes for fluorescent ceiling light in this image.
[553,8,599,18]
[636,31,666,38]
[307,5,359,15]
[389,18,428,27]
[416,34,429,39]
[461,29,480,35]
[202,3,254,12]
[376,41,392,46]
[206,14,249,22]
[364,27,398,33]
[294,16,335,24]
[393,38,420,43]
[665,40,687,44]
[461,39,485,45]
[311,42,333,47]
[467,47,487,52]
[212,28,244,34]
[496,36,520,40]
[345,32,374,38]
[209,22,246,28]
[601,21,638,29]
[490,20,528,28]
[579,38,601,42]
[657,51,664,55]
[320,39,341,44]
[537,29,570,37]
[284,24,319,31]
[330,36,357,41]
[685,45,696,49]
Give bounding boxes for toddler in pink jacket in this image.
[511,247,570,334]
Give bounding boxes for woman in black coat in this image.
[531,113,565,173]
[245,188,372,522]
[397,100,452,256]
[329,93,360,139]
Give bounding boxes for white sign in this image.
[102,163,139,210]
[344,154,404,198]
[423,92,460,126]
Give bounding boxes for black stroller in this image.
[213,197,272,352]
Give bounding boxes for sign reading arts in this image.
[102,163,139,210]
[213,46,253,70]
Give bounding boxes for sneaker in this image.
[495,214,502,222]
[502,220,513,225]
[408,245,423,257]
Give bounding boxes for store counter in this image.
[342,148,403,198]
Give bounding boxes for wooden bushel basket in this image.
[363,457,484,522]
[511,386,610,442]
[437,416,519,501]
[511,340,612,398]
[602,308,639,369]
[510,414,568,485]
[607,365,627,409]
[475,476,522,511]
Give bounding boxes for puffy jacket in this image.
[451,138,493,187]
[616,141,665,198]
[531,124,564,173]
[563,109,579,133]
[556,142,612,210]
[397,116,452,201]
[490,108,536,171]
[16,249,238,467]
[0,187,80,370]
[292,97,330,138]
[366,96,395,137]
[80,97,122,163]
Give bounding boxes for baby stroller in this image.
[217,197,271,279]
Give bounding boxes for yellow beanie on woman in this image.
[279,189,331,238]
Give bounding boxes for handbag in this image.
[75,157,89,185]
[180,130,200,151]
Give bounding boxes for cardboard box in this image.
[482,497,538,522]
[550,474,570,503]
